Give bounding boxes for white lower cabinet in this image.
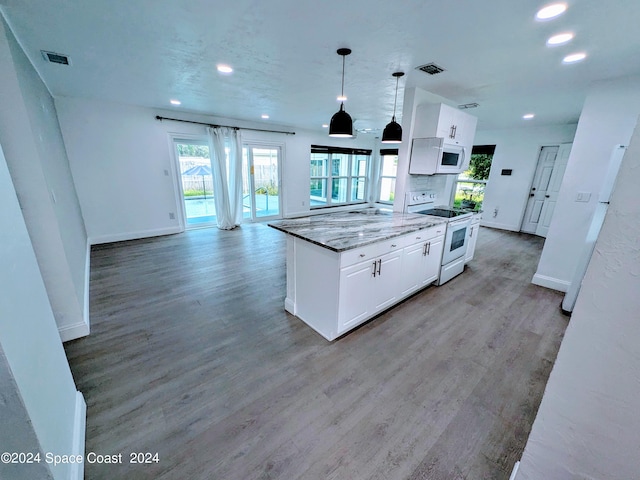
[287,225,445,341]
[400,235,444,297]
[337,248,403,334]
[465,214,481,264]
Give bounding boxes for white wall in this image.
[0,143,85,480]
[0,16,89,340]
[55,96,376,243]
[474,124,577,231]
[515,113,640,480]
[534,75,640,291]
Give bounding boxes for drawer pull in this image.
[359,253,366,257]
[391,244,397,248]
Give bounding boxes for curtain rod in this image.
[155,115,295,135]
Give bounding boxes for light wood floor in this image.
[64,223,568,480]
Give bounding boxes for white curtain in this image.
[208,126,243,229]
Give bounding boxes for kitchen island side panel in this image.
[291,237,340,341]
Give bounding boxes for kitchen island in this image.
[269,209,447,340]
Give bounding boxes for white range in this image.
[405,191,473,285]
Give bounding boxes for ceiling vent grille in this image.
[417,63,445,75]
[458,103,480,109]
[41,50,71,65]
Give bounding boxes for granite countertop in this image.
[268,208,447,252]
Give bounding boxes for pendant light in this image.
[381,71,404,144]
[329,48,353,138]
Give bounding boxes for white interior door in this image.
[521,146,559,235]
[535,143,572,237]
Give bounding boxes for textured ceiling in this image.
[2,0,640,135]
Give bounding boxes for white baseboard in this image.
[70,391,86,480]
[83,240,91,331]
[284,297,295,315]
[479,220,520,231]
[531,273,571,292]
[59,320,90,342]
[89,225,182,245]
[509,460,520,480]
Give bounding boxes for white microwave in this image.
[408,137,468,175]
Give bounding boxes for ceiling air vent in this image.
[458,103,479,109]
[41,50,71,65]
[416,62,445,75]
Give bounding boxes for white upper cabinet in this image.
[413,103,477,148]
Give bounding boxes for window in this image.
[310,146,371,208]
[378,148,398,204]
[452,145,495,211]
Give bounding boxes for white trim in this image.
[531,273,571,292]
[59,320,90,342]
[509,460,520,480]
[479,220,520,231]
[83,240,91,331]
[88,226,182,245]
[69,391,86,480]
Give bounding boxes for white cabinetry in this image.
[285,225,445,341]
[337,244,403,335]
[413,103,478,148]
[399,229,445,297]
[465,213,481,264]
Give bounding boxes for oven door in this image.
[442,217,471,264]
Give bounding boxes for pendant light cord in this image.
[392,75,399,120]
[341,54,346,99]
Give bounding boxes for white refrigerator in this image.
[562,144,627,313]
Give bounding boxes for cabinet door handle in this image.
[426,241,431,255]
[372,261,377,277]
[470,227,473,238]
[377,259,382,276]
[422,243,427,256]
[450,125,455,138]
[452,125,457,138]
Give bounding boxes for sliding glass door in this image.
[242,145,282,221]
[175,140,216,228]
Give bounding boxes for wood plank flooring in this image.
[64,224,568,480]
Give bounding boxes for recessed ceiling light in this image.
[563,52,587,63]
[170,99,181,105]
[536,3,567,20]
[337,95,347,102]
[261,114,269,119]
[547,32,574,46]
[217,64,233,74]
[523,113,535,119]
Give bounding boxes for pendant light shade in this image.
[329,48,353,138]
[381,71,404,144]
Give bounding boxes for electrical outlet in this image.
[169,212,175,220]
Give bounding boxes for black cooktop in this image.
[418,208,467,218]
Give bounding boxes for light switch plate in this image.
[576,192,591,202]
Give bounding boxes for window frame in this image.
[451,145,495,210]
[377,148,399,205]
[310,145,372,209]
